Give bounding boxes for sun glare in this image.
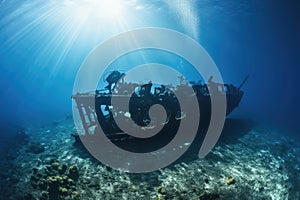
[99,0,122,17]
[65,0,123,20]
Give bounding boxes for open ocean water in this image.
[0,0,299,199]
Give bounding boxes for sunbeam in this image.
[0,0,200,80]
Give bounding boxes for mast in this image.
[238,75,249,90]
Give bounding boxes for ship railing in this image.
[72,93,98,135]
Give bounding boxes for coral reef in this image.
[0,118,299,199]
[30,159,80,200]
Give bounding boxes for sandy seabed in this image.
[0,117,299,200]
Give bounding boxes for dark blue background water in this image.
[0,0,299,147]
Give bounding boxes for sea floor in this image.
[0,117,299,200]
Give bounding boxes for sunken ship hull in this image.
[72,71,246,153]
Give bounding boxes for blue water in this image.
[0,0,299,140]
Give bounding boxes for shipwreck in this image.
[72,71,247,153]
